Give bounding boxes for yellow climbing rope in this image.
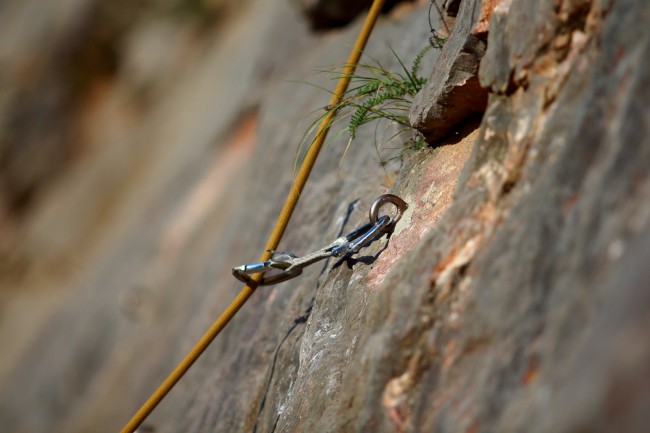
[120,1,385,431]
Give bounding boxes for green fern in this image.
[429,33,446,49]
[349,90,399,139]
[297,39,446,174]
[411,44,433,79]
[346,45,433,141]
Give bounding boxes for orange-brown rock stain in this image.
[366,127,478,291]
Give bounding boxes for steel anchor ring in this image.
[368,194,408,234]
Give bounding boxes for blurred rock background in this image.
[0,0,297,373]
[0,0,310,427]
[1,0,649,432]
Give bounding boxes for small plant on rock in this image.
[296,39,446,172]
[295,0,450,170]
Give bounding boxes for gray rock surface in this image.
[1,0,649,432]
[409,0,489,143]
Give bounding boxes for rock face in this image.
[409,0,489,143]
[1,0,649,433]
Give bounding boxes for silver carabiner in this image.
[331,214,390,257]
[231,252,302,286]
[331,193,407,256]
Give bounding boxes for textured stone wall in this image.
[1,0,649,432]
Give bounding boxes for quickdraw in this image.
[232,194,408,286]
